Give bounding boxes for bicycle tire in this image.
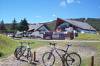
[27,50,33,63]
[14,46,26,59]
[42,52,55,66]
[66,52,81,66]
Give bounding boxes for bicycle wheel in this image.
[27,50,33,63]
[42,52,55,66]
[66,52,81,66]
[14,46,26,59]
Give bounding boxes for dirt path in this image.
[0,43,96,66]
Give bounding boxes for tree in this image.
[11,18,17,32]
[0,20,6,33]
[18,18,29,31]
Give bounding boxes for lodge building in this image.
[27,18,96,40]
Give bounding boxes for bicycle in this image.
[14,42,33,63]
[42,42,81,66]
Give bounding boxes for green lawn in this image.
[0,34,18,58]
[75,33,100,40]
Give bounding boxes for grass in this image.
[0,34,100,66]
[0,35,49,58]
[75,33,100,40]
[70,42,100,66]
[84,42,100,66]
[15,39,49,49]
[52,41,100,66]
[0,34,18,58]
[36,40,100,66]
[81,58,91,66]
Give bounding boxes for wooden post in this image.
[33,51,39,62]
[91,56,94,66]
[34,51,36,61]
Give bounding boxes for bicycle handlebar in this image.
[49,43,72,47]
[49,42,56,46]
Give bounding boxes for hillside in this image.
[45,20,56,31]
[86,18,100,31]
[0,34,17,57]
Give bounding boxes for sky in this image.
[0,0,100,23]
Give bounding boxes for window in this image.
[59,22,70,31]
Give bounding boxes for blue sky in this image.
[0,0,100,23]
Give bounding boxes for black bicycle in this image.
[42,42,81,66]
[14,42,33,63]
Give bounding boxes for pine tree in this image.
[18,18,29,31]
[0,20,6,33]
[11,18,17,32]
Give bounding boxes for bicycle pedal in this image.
[34,60,39,63]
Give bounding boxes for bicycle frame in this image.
[49,43,71,66]
[20,42,31,56]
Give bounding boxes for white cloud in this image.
[52,14,57,17]
[60,0,80,6]
[35,16,42,18]
[67,0,80,4]
[49,20,53,21]
[60,0,66,7]
[76,0,81,4]
[67,0,74,4]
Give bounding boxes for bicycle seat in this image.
[49,42,56,46]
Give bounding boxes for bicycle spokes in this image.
[66,53,81,66]
[42,52,55,66]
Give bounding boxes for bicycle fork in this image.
[56,51,66,66]
[61,54,66,66]
[48,52,52,60]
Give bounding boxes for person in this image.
[73,30,78,37]
[67,24,74,40]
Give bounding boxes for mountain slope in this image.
[45,20,56,31]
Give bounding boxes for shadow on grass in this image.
[0,52,4,57]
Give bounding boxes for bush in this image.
[0,52,4,57]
